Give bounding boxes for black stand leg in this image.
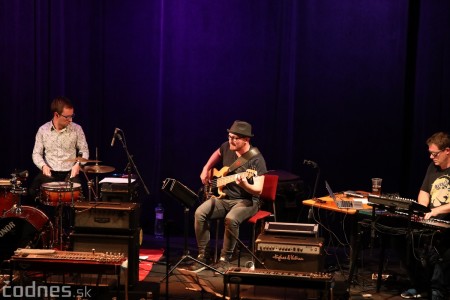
[225,227,267,269]
[165,219,171,300]
[348,218,362,287]
[183,207,190,256]
[376,234,385,292]
[160,206,224,283]
[161,254,224,283]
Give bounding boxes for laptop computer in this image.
[325,180,363,209]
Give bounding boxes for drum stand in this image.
[53,182,77,250]
[53,191,66,250]
[9,173,27,214]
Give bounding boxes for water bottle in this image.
[154,203,164,238]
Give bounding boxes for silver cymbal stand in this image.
[81,170,98,202]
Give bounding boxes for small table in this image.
[302,193,372,287]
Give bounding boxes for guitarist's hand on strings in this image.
[200,168,211,185]
[200,148,222,185]
[234,174,247,186]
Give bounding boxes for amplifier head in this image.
[255,234,324,272]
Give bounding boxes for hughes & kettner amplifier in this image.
[255,233,324,272]
[73,202,140,232]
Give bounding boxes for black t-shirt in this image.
[420,162,450,219]
[219,141,267,201]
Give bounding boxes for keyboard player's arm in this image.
[420,189,450,220]
[418,190,430,207]
[418,190,433,220]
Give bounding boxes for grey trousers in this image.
[194,196,258,259]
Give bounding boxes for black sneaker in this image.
[181,255,210,273]
[211,260,230,274]
[400,288,424,299]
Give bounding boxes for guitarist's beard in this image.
[228,140,250,153]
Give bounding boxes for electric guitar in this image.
[204,166,257,199]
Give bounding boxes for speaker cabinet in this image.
[70,230,140,287]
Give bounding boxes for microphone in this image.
[110,128,120,147]
[303,159,318,169]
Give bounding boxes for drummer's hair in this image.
[51,96,73,115]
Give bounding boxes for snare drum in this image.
[0,206,52,261]
[0,178,17,214]
[40,181,81,206]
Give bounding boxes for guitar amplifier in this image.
[73,202,140,232]
[255,233,324,272]
[100,181,138,202]
[69,229,140,287]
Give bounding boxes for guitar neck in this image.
[215,171,249,188]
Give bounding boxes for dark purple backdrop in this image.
[1,1,449,234]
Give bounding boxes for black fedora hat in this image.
[227,120,254,137]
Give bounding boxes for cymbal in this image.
[82,165,115,174]
[64,158,101,163]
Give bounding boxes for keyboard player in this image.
[400,132,450,300]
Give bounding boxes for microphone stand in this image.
[115,130,150,200]
[308,165,320,221]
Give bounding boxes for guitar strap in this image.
[227,147,260,174]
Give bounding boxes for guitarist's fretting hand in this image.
[234,174,247,186]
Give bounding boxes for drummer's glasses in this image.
[59,113,75,120]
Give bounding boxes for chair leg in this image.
[251,223,256,261]
[214,219,220,263]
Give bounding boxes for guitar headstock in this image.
[245,168,257,179]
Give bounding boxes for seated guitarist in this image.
[188,120,267,273]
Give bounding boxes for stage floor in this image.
[135,234,412,300]
[0,234,415,300]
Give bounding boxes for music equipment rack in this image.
[223,267,333,299]
[10,250,126,291]
[14,250,125,263]
[368,195,430,214]
[419,218,450,229]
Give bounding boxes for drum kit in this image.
[0,159,116,261]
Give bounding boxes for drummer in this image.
[29,96,89,200]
